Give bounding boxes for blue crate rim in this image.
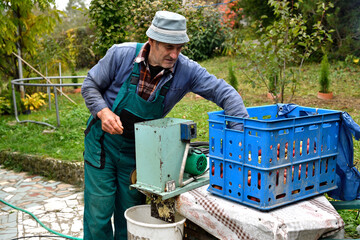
[207,104,341,124]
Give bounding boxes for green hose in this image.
[0,199,83,240]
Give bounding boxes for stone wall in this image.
[0,151,84,187]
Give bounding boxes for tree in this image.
[46,0,95,74]
[56,0,89,33]
[89,0,228,61]
[237,0,333,103]
[0,0,60,81]
[236,0,275,27]
[88,0,131,56]
[326,0,360,59]
[235,0,360,59]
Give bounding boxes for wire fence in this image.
[11,76,85,129]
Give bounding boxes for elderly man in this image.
[81,10,248,239]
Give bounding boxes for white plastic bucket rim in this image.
[124,204,186,229]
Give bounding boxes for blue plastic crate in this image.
[207,105,341,210]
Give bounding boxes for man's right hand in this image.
[97,108,124,135]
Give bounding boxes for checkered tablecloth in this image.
[176,185,345,240]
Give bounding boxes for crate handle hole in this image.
[295,127,304,132]
[309,124,318,130]
[292,189,300,195]
[212,184,222,190]
[305,185,314,191]
[276,193,286,199]
[320,181,327,186]
[247,195,260,203]
[279,129,289,135]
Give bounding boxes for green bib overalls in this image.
[83,43,172,239]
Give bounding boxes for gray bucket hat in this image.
[146,11,189,44]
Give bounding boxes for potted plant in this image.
[317,54,333,100]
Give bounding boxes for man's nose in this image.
[170,49,180,59]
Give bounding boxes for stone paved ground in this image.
[0,165,84,240]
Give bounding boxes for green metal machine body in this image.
[131,118,209,200]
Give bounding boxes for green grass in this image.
[1,57,360,238]
[338,209,360,238]
[1,57,359,165]
[1,57,360,162]
[0,93,88,162]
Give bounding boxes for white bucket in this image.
[124,204,186,240]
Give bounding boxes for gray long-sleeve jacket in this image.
[81,42,249,120]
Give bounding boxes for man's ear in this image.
[148,38,154,46]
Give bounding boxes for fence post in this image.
[53,85,60,127]
[46,64,51,110]
[59,62,62,96]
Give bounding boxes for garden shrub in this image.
[90,0,228,61]
[181,9,226,61]
[319,54,330,93]
[0,84,25,115]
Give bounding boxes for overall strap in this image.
[129,42,173,98]
[130,43,144,85]
[159,78,173,97]
[111,43,144,112]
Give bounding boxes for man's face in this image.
[148,39,184,69]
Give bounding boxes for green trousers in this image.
[83,136,145,240]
